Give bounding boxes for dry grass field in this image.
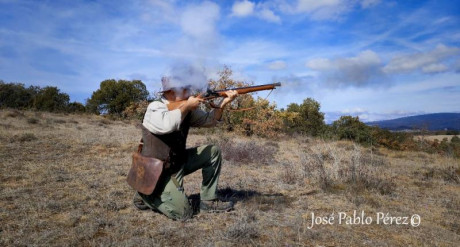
[415,135,457,143]
[1,109,459,246]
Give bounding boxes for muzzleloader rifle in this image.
[166,82,282,111]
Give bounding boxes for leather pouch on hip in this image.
[127,144,163,195]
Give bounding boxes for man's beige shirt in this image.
[142,98,218,134]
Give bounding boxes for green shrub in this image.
[283,98,326,136]
[33,86,70,112]
[331,116,374,145]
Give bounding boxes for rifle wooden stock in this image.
[167,82,281,111]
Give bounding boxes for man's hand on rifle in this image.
[211,90,238,122]
[177,95,203,120]
[186,96,204,111]
[218,90,238,109]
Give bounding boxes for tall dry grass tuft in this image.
[221,212,259,244]
[5,109,25,118]
[284,141,395,195]
[202,135,278,165]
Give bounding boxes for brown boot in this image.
[200,199,234,213]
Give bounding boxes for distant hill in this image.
[367,113,460,131]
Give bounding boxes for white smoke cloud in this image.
[164,62,208,91]
[157,1,221,91]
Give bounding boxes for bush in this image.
[332,116,374,145]
[122,100,150,120]
[67,102,86,113]
[33,86,70,112]
[283,98,326,136]
[371,127,414,150]
[0,82,37,109]
[239,98,284,138]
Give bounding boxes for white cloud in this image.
[360,0,381,8]
[223,40,287,66]
[383,44,460,74]
[297,0,349,20]
[258,8,281,23]
[455,59,460,72]
[270,0,381,21]
[144,0,178,24]
[306,58,333,70]
[296,0,341,12]
[180,1,220,39]
[341,107,367,114]
[231,0,255,17]
[306,50,383,87]
[268,60,287,70]
[276,0,346,20]
[325,109,425,123]
[230,1,281,23]
[422,63,448,74]
[307,45,460,88]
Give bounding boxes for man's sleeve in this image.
[190,108,219,128]
[142,101,182,134]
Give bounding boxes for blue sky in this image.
[1,0,459,122]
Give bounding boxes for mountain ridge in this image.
[366,113,460,131]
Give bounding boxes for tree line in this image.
[0,81,85,113]
[0,79,149,115]
[1,66,459,158]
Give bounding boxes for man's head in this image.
[161,76,192,101]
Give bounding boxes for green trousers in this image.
[139,145,222,220]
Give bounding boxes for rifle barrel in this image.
[214,82,281,93]
[167,82,281,111]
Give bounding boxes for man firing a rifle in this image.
[133,76,238,220]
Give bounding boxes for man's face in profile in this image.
[173,87,192,101]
